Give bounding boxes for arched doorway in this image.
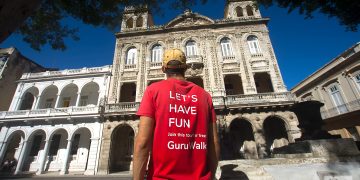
[68,128,91,172]
[45,129,68,172]
[0,131,25,173]
[226,119,254,159]
[263,116,288,156]
[109,124,134,173]
[187,76,204,88]
[23,130,46,172]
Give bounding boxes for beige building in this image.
[0,47,51,111]
[292,42,360,141]
[98,0,300,174]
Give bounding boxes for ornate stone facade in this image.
[99,0,301,174]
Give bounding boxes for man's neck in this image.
[166,74,185,80]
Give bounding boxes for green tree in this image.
[0,0,358,51]
[0,0,206,51]
[257,0,360,31]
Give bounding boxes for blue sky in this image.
[1,0,359,89]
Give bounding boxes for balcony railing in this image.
[321,99,360,119]
[21,65,111,79]
[124,64,137,69]
[150,62,162,67]
[105,102,139,113]
[0,106,100,120]
[251,53,263,58]
[186,55,203,64]
[223,56,236,61]
[226,92,295,106]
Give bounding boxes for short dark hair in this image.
[164,60,186,75]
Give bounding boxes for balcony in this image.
[124,64,137,69]
[251,53,263,58]
[21,65,111,79]
[225,92,295,107]
[150,62,162,68]
[222,55,236,61]
[186,55,203,65]
[0,106,100,120]
[105,102,139,114]
[321,99,360,119]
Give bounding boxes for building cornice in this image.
[291,42,360,95]
[115,18,270,38]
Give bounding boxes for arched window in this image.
[246,5,254,16]
[247,35,261,55]
[126,18,133,28]
[136,16,143,27]
[220,38,234,57]
[126,48,137,65]
[186,41,198,56]
[235,6,243,17]
[151,45,163,62]
[328,84,348,113]
[354,72,360,90]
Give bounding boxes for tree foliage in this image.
[1,0,359,51]
[2,0,206,51]
[257,0,360,31]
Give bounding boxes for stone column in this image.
[253,122,267,159]
[36,140,51,175]
[75,92,81,107]
[0,141,7,165]
[54,94,61,108]
[33,95,42,109]
[59,139,72,175]
[84,138,100,175]
[14,140,29,175]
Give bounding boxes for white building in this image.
[0,65,111,175]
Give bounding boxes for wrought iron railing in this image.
[320,99,360,119]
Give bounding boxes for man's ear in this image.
[162,66,166,73]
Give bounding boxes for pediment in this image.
[165,10,214,28]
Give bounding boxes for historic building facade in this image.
[291,42,360,141]
[98,0,301,174]
[0,47,52,111]
[0,65,111,175]
[0,0,304,176]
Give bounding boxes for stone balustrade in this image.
[21,65,112,79]
[105,102,139,113]
[124,64,137,69]
[251,53,263,58]
[150,62,162,67]
[225,92,295,106]
[0,106,100,120]
[223,56,236,61]
[186,55,203,65]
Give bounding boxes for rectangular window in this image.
[49,134,61,156]
[62,97,71,107]
[71,134,80,155]
[329,84,348,114]
[80,96,88,106]
[29,135,43,156]
[45,98,54,108]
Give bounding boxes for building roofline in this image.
[291,42,360,93]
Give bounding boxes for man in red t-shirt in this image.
[133,48,220,180]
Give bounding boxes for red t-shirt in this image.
[137,78,216,180]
